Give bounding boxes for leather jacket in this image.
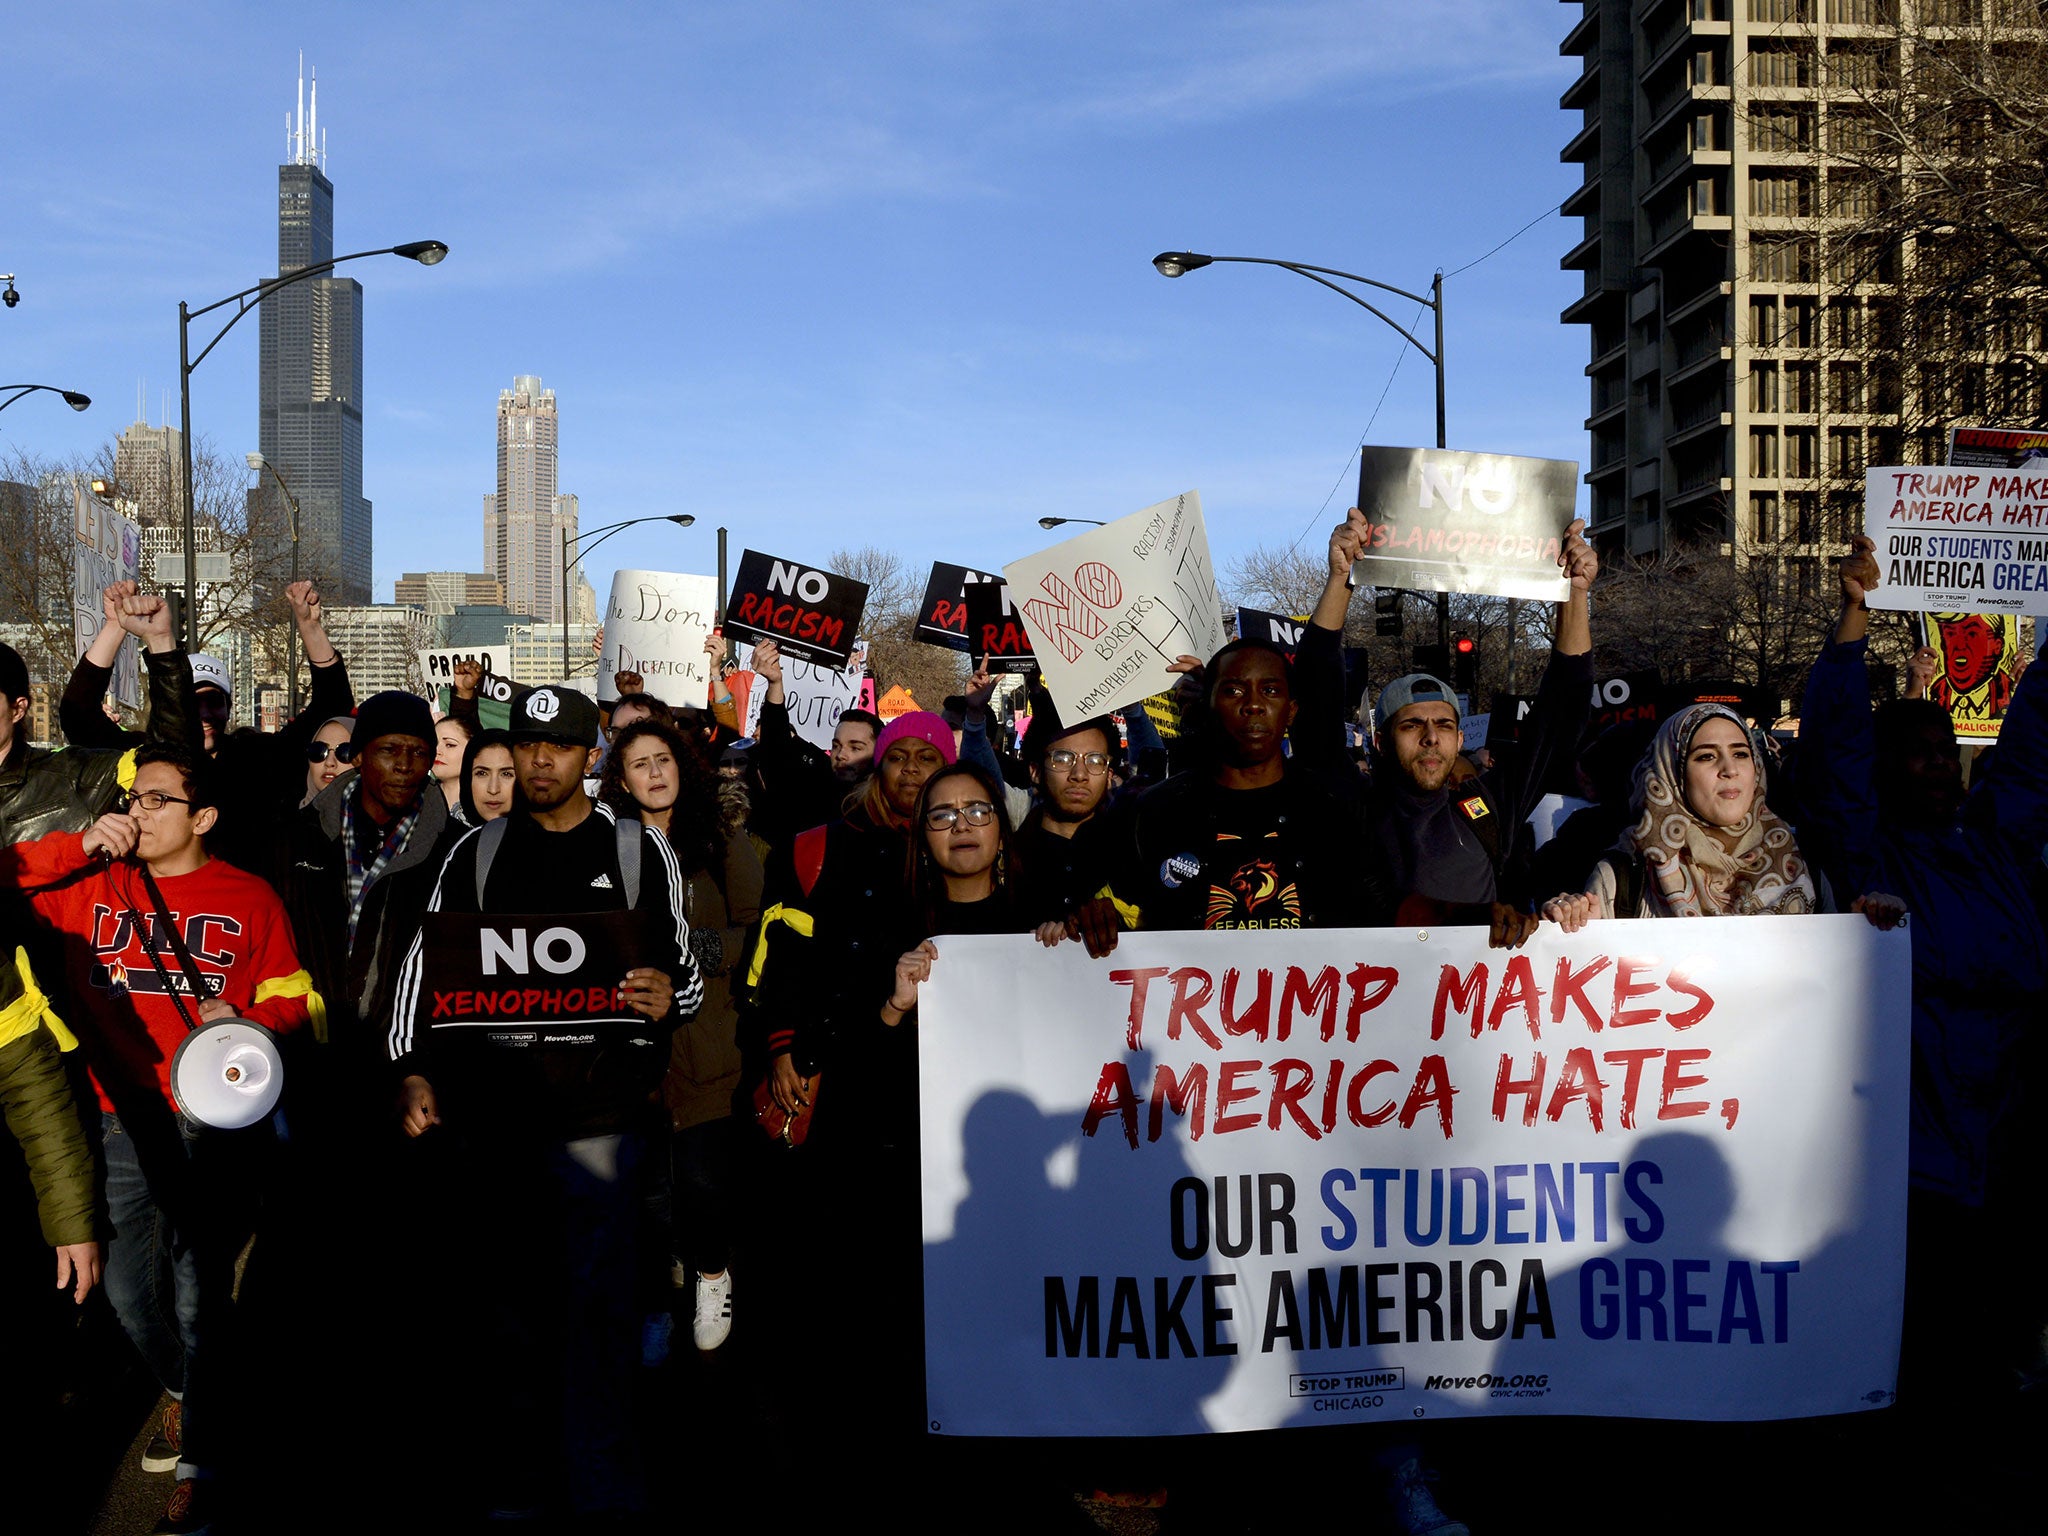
[0,647,202,847]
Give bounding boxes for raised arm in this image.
[1792,537,1883,894]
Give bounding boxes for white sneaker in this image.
[692,1269,733,1351]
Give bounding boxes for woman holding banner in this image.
[1541,703,1832,925]
[1541,701,1909,931]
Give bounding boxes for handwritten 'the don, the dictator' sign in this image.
[724,550,869,668]
[918,918,1909,1437]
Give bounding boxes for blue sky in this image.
[3,1,1583,601]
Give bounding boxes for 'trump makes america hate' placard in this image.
[918,918,1909,1437]
[1004,491,1230,722]
[1355,447,1577,603]
[724,550,869,668]
[1862,466,2048,616]
[600,570,718,704]
[917,561,1002,651]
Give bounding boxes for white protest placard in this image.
[919,917,1909,1437]
[1862,466,2048,615]
[71,483,142,710]
[735,640,865,752]
[1003,490,1230,723]
[598,569,718,705]
[419,645,515,705]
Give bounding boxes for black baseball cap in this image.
[509,685,601,746]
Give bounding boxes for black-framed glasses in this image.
[120,790,193,813]
[1045,749,1112,776]
[923,801,997,831]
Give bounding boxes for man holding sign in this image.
[386,683,703,1524]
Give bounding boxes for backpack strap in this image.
[793,824,829,900]
[474,817,509,906]
[616,817,643,909]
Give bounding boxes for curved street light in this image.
[1038,516,1106,530]
[1152,249,1449,646]
[0,382,91,415]
[561,514,696,676]
[178,240,449,650]
[247,452,305,715]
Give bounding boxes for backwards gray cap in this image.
[1375,673,1460,731]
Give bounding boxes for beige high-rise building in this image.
[1558,0,1909,593]
[483,376,586,623]
[394,571,507,615]
[113,420,185,524]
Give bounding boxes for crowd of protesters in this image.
[2,508,2040,1534]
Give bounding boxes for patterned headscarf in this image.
[1623,703,1815,918]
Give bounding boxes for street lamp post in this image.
[560,515,696,677]
[179,240,447,652]
[247,452,303,716]
[0,383,91,415]
[1037,517,1106,530]
[1152,250,1450,649]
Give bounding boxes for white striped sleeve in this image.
[643,824,705,1020]
[386,827,478,1063]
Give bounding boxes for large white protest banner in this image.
[1862,465,2048,615]
[919,918,1909,1437]
[1003,491,1229,723]
[599,569,718,704]
[72,483,142,710]
[735,640,865,751]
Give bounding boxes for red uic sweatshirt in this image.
[11,833,314,1113]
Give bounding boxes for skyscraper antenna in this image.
[309,66,318,170]
[296,52,305,166]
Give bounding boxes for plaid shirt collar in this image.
[342,787,422,944]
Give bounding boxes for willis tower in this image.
[256,60,371,604]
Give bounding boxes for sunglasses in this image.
[306,741,353,764]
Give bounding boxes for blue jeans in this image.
[474,1130,647,1518]
[99,1110,265,1478]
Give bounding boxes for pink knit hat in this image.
[874,710,957,766]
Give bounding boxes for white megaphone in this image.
[171,1020,285,1131]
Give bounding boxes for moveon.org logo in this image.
[1424,1373,1549,1390]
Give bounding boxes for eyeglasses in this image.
[1045,749,1111,776]
[923,801,996,830]
[120,790,193,813]
[305,741,351,764]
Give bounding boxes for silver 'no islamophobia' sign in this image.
[1355,446,1578,603]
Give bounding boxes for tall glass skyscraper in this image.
[255,63,371,604]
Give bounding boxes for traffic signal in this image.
[1373,587,1403,638]
[1412,643,1450,681]
[1453,633,1477,691]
